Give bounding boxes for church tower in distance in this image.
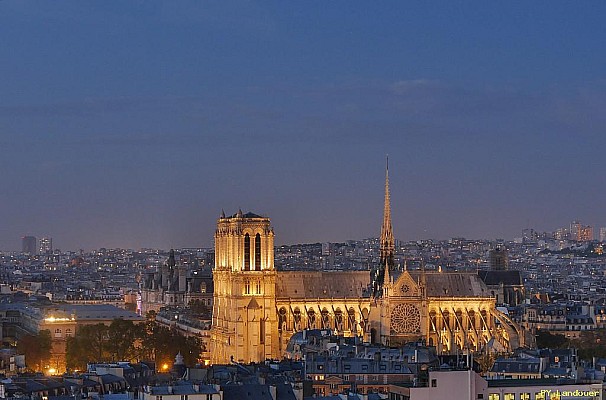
[210,210,279,364]
[372,157,395,297]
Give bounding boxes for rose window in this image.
[390,303,421,334]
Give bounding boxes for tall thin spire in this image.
[372,156,395,298]
[380,155,395,271]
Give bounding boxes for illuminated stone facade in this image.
[209,211,523,364]
[210,210,279,364]
[371,268,521,352]
[209,158,522,364]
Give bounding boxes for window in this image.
[535,392,545,400]
[66,328,73,337]
[431,379,437,387]
[504,394,515,400]
[307,309,316,329]
[244,234,250,270]
[520,394,530,400]
[488,394,500,400]
[278,307,287,331]
[244,280,250,295]
[255,233,261,270]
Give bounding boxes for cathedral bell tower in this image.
[210,210,279,364]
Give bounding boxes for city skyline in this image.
[10,216,605,253]
[1,2,605,250]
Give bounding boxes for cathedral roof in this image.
[478,270,524,286]
[406,271,491,297]
[228,211,264,219]
[276,271,370,299]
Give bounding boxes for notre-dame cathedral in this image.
[208,165,525,364]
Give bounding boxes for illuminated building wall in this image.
[210,212,522,365]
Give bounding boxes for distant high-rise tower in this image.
[570,221,581,241]
[600,227,606,242]
[570,220,593,242]
[579,225,594,241]
[372,157,395,297]
[22,236,37,255]
[39,237,53,254]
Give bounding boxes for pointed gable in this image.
[392,271,420,297]
[247,297,261,309]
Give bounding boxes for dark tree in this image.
[536,330,568,349]
[17,329,52,372]
[66,323,109,371]
[570,329,606,361]
[67,317,202,371]
[107,319,139,362]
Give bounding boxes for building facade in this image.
[141,250,213,316]
[19,304,144,373]
[209,167,523,364]
[210,210,279,364]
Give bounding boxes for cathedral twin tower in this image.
[211,211,278,363]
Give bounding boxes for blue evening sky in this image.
[1,1,605,250]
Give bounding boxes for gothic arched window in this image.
[321,308,330,329]
[442,310,450,330]
[455,309,463,331]
[468,310,476,330]
[294,308,302,331]
[348,308,356,331]
[279,307,287,331]
[255,233,261,270]
[334,308,343,332]
[244,233,250,271]
[307,309,316,329]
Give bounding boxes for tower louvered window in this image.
[244,233,250,270]
[255,233,261,270]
